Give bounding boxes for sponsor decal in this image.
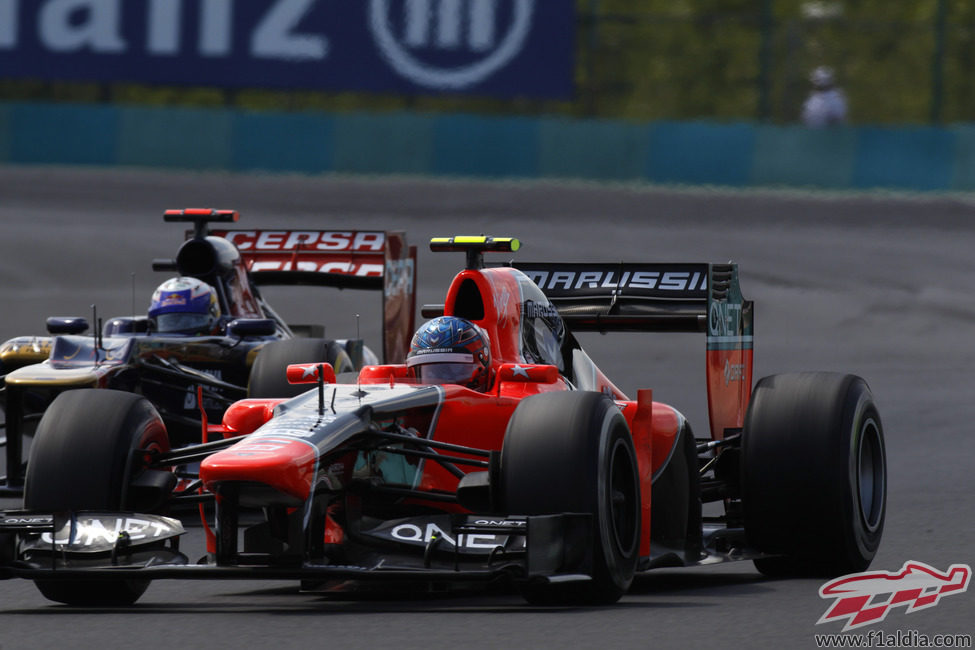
[817,561,972,631]
[248,260,384,276]
[0,1,573,97]
[412,347,462,356]
[522,301,559,320]
[369,0,535,90]
[0,0,328,58]
[523,268,708,294]
[222,230,386,252]
[375,517,527,553]
[21,514,184,554]
[161,294,188,307]
[495,285,512,329]
[235,414,342,442]
[0,336,52,358]
[0,514,54,527]
[708,300,743,338]
[723,359,746,386]
[228,440,293,454]
[213,230,387,276]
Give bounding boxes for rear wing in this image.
[514,262,753,441]
[513,262,712,332]
[210,229,417,364]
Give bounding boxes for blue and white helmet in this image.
[406,316,491,391]
[148,277,221,335]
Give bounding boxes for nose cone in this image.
[200,436,317,503]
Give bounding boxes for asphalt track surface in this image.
[0,166,973,649]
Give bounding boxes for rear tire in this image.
[499,391,640,605]
[247,338,353,398]
[742,372,886,577]
[24,389,172,605]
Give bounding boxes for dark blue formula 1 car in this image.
[0,209,416,494]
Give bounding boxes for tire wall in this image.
[1,101,972,192]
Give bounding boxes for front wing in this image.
[0,510,595,587]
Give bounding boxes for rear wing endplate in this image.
[211,229,417,364]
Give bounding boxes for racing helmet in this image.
[406,316,492,391]
[148,277,221,335]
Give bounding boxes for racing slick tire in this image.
[741,372,886,578]
[499,391,641,605]
[247,338,354,399]
[24,389,172,605]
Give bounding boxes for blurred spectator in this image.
[801,66,848,127]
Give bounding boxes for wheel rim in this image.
[857,417,885,532]
[608,438,639,556]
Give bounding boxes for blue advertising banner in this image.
[0,0,575,98]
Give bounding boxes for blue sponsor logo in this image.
[0,0,574,98]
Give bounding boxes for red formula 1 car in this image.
[0,237,886,606]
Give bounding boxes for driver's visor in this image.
[406,352,475,386]
[153,312,210,334]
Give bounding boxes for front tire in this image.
[24,389,172,605]
[742,372,886,577]
[499,391,641,605]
